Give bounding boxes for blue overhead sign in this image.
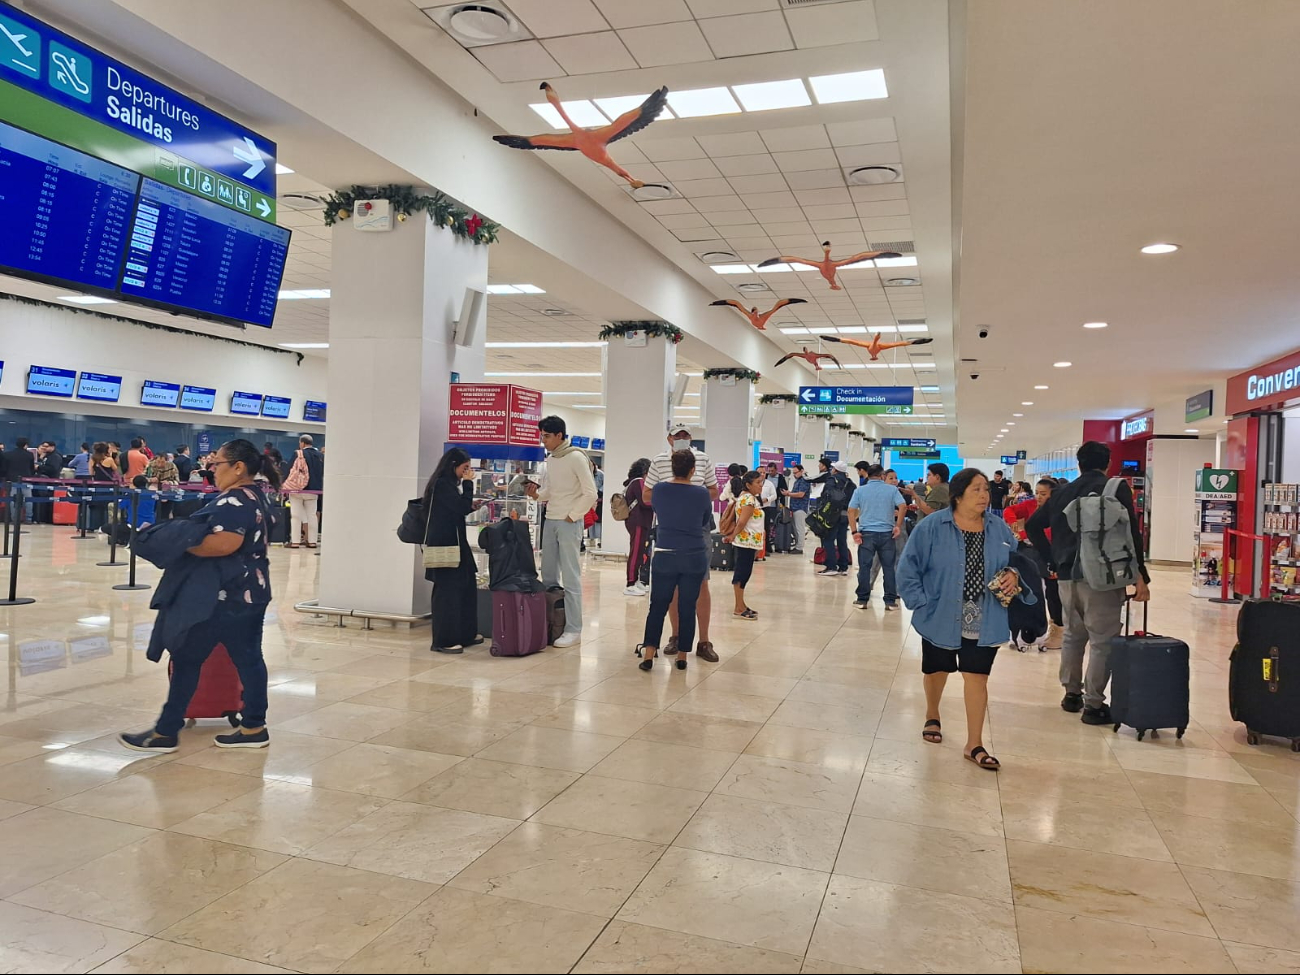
[798,386,914,415]
[881,438,936,449]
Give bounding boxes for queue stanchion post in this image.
[112,489,151,592]
[71,485,97,540]
[96,493,128,567]
[0,488,36,606]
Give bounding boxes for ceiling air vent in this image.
[872,241,915,254]
[908,351,933,357]
[897,317,926,325]
[280,193,325,211]
[422,3,531,47]
[781,0,842,6]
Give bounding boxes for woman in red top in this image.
[1005,478,1063,648]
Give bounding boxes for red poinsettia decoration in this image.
[465,213,483,237]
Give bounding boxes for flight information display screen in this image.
[0,120,139,294]
[77,372,122,402]
[27,365,76,397]
[262,395,291,419]
[303,400,327,423]
[179,384,216,412]
[231,390,263,415]
[118,179,290,328]
[141,380,180,407]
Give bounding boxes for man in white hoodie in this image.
[529,415,598,647]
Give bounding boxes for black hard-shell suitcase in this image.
[1230,599,1300,751]
[1110,601,1190,741]
[709,531,733,571]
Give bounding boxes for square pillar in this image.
[704,376,754,470]
[759,401,798,457]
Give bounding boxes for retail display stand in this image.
[1192,469,1239,599]
[1263,481,1300,599]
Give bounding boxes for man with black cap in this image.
[806,458,854,575]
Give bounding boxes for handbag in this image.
[423,544,461,569]
[397,498,427,544]
[284,452,309,492]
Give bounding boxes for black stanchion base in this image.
[1210,596,1242,604]
[70,534,98,541]
[113,583,151,591]
[0,597,36,605]
[96,560,128,567]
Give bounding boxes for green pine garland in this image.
[759,393,797,404]
[703,367,761,383]
[322,185,500,244]
[830,422,851,430]
[598,321,685,344]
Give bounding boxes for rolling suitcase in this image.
[490,591,547,657]
[543,586,567,645]
[169,643,243,726]
[1109,601,1189,741]
[709,531,733,572]
[1230,599,1300,751]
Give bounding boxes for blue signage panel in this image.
[881,437,937,448]
[798,386,914,415]
[591,438,606,451]
[180,384,216,412]
[0,3,277,197]
[76,371,121,402]
[27,364,75,397]
[230,390,262,416]
[1016,449,1027,460]
[261,395,291,419]
[1000,455,1019,466]
[570,435,590,448]
[140,379,180,407]
[822,450,840,462]
[303,400,327,423]
[784,451,802,470]
[196,432,213,455]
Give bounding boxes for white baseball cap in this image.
[668,425,692,437]
[832,460,848,473]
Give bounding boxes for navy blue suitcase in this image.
[1110,602,1190,741]
[1230,599,1300,751]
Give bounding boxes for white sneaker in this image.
[552,631,582,648]
[635,582,650,595]
[624,585,641,595]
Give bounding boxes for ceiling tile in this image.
[803,203,856,220]
[655,212,715,230]
[726,236,774,251]
[542,32,638,74]
[621,163,667,183]
[727,174,789,194]
[639,136,707,160]
[785,0,879,47]
[710,222,764,236]
[750,206,805,223]
[769,233,823,249]
[472,40,564,82]
[860,216,912,232]
[826,117,897,147]
[760,124,831,152]
[743,190,798,208]
[811,218,863,236]
[856,200,910,217]
[675,177,735,197]
[836,142,903,167]
[714,154,779,177]
[850,183,907,202]
[592,0,693,28]
[762,220,813,236]
[695,131,768,156]
[693,195,749,213]
[784,169,846,190]
[773,148,840,172]
[639,198,699,215]
[685,0,779,16]
[698,11,793,57]
[656,158,724,180]
[795,187,852,206]
[607,141,648,163]
[618,21,715,66]
[505,0,611,36]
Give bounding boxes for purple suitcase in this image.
[490,591,548,657]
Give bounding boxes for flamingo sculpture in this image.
[757,242,902,290]
[709,297,807,331]
[774,347,842,372]
[493,84,668,188]
[823,333,935,361]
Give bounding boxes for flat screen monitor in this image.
[0,120,140,296]
[141,380,181,408]
[262,395,291,419]
[230,391,263,416]
[27,365,76,398]
[76,372,122,402]
[1121,459,1142,473]
[303,400,327,423]
[118,179,290,328]
[180,384,216,412]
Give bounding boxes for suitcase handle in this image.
[1123,596,1149,637]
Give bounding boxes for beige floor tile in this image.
[449,821,662,917]
[276,701,419,741]
[1008,839,1214,936]
[0,806,153,897]
[799,959,873,974]
[404,757,578,818]
[744,724,874,771]
[696,671,799,699]
[0,745,167,806]
[573,920,803,973]
[852,769,1004,836]
[304,799,518,884]
[768,698,882,737]
[160,858,435,973]
[89,938,294,973]
[1224,942,1300,974]
[429,687,576,725]
[994,753,1143,807]
[533,774,706,843]
[1155,810,1300,881]
[0,734,55,766]
[668,687,783,723]
[836,815,1011,902]
[0,901,143,974]
[591,737,739,791]
[367,711,520,757]
[175,729,355,779]
[292,742,462,797]
[578,676,690,709]
[12,832,285,934]
[339,886,606,974]
[1127,768,1297,827]
[1108,737,1258,784]
[785,679,889,711]
[864,736,1001,790]
[718,654,814,679]
[0,796,35,820]
[619,847,829,956]
[0,704,156,748]
[716,754,863,812]
[1181,865,1300,952]
[633,711,764,752]
[529,699,660,736]
[169,780,389,855]
[809,875,1019,973]
[1015,904,1235,973]
[53,762,261,828]
[269,672,395,704]
[475,724,624,772]
[340,678,470,711]
[675,793,848,871]
[1000,793,1172,860]
[326,653,446,680]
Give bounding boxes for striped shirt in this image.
[644,446,718,493]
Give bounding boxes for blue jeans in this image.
[856,530,898,603]
[827,519,850,571]
[645,549,708,652]
[155,607,269,737]
[541,517,583,634]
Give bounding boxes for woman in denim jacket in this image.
[898,468,1035,770]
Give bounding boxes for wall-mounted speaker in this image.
[454,287,485,347]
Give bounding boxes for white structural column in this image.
[599,328,676,557]
[319,215,487,616]
[798,416,830,462]
[759,401,799,457]
[704,376,755,471]
[828,423,850,458]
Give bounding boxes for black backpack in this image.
[806,474,850,538]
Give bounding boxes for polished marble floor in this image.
[1,525,1298,973]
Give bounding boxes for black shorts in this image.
[921,637,998,675]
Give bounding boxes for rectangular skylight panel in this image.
[711,264,757,274]
[731,79,811,112]
[809,69,888,104]
[667,87,742,118]
[594,94,674,121]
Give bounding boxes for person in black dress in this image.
[424,447,482,654]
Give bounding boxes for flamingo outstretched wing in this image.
[820,335,846,345]
[709,299,747,311]
[818,353,843,369]
[492,133,579,152]
[758,255,822,269]
[770,297,808,311]
[601,88,669,144]
[907,337,934,347]
[832,249,903,268]
[773,352,799,367]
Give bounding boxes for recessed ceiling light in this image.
[1013,413,1023,417]
[754,262,794,272]
[57,294,116,304]
[737,282,769,293]
[528,99,607,129]
[1185,428,1200,433]
[808,326,837,334]
[1141,242,1180,254]
[874,255,918,268]
[847,165,900,185]
[731,78,811,112]
[594,94,674,121]
[630,183,676,201]
[274,163,294,175]
[1033,385,1049,390]
[486,284,522,295]
[1022,401,1034,406]
[1082,321,1108,329]
[1053,361,1072,368]
[885,277,919,287]
[278,342,329,349]
[541,308,569,316]
[278,289,330,299]
[1000,428,1009,433]
[779,327,811,335]
[809,68,888,104]
[666,86,741,118]
[700,250,740,263]
[896,324,928,333]
[711,264,755,275]
[838,326,868,334]
[1007,422,1016,426]
[515,284,545,294]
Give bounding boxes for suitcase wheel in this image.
[1112,723,1121,733]
[1292,739,1300,753]
[490,646,501,657]
[1150,729,1160,739]
[226,712,241,728]
[1136,730,1146,742]
[1246,730,1261,746]
[185,718,196,729]
[1176,727,1186,739]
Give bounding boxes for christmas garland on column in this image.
[322,185,500,244]
[703,367,761,383]
[830,422,852,430]
[597,321,684,343]
[758,393,797,405]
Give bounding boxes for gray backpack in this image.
[1063,477,1139,590]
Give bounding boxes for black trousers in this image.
[431,559,478,649]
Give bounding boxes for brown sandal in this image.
[922,720,942,744]
[965,746,1000,771]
